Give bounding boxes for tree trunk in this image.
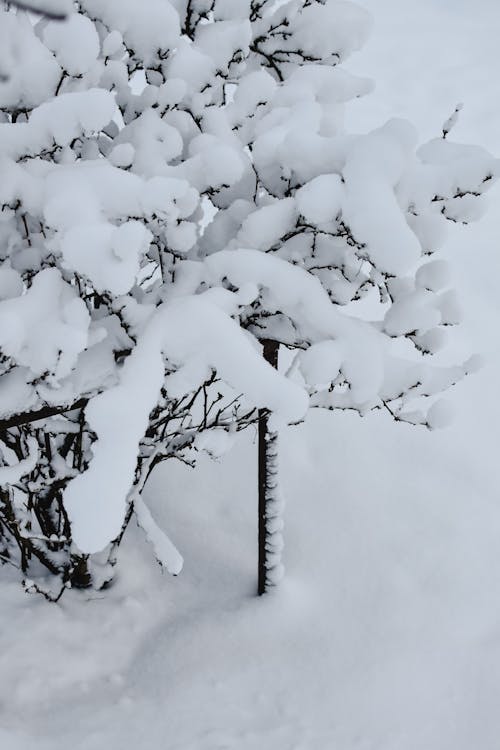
[69,554,92,589]
[258,339,285,595]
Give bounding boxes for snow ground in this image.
[2,2,500,748]
[3,415,500,750]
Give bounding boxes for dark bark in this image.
[257,339,279,596]
[69,554,92,588]
[0,398,88,432]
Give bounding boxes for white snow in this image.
[134,494,184,576]
[0,436,38,486]
[0,268,90,379]
[42,14,99,76]
[80,0,181,65]
[415,260,451,292]
[60,220,153,296]
[2,2,500,749]
[0,12,61,109]
[0,267,23,300]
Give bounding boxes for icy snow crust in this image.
[0,0,496,563]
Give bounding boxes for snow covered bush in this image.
[0,0,307,597]
[0,0,496,599]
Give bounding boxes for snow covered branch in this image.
[0,398,89,431]
[3,0,70,20]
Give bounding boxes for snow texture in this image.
[1,0,500,748]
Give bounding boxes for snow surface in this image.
[3,408,500,749]
[2,1,500,749]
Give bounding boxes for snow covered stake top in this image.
[0,0,496,600]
